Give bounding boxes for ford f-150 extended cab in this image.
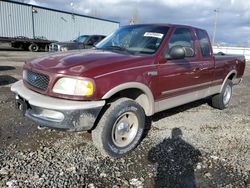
[11,24,245,157]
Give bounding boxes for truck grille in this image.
[24,70,50,91]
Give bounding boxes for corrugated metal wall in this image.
[0,1,33,38]
[0,0,119,41]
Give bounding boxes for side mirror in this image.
[167,45,185,59]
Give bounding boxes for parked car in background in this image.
[49,35,106,52]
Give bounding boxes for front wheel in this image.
[211,79,233,110]
[92,98,145,157]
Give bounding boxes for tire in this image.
[92,98,146,158]
[28,43,39,52]
[211,79,233,110]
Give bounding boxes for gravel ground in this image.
[0,51,249,187]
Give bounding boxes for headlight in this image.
[53,78,94,96]
[61,47,68,52]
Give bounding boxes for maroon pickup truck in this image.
[11,24,245,157]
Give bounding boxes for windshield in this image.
[96,25,169,55]
[73,35,89,43]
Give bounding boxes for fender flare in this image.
[102,82,155,116]
[220,70,237,92]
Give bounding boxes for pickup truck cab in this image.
[11,24,245,157]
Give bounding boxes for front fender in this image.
[102,82,155,116]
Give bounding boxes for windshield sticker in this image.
[144,32,164,39]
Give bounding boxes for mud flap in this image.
[15,98,27,116]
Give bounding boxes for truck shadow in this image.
[0,66,16,71]
[0,75,18,86]
[148,128,202,188]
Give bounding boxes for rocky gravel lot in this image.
[0,50,249,187]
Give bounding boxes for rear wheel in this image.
[28,43,39,52]
[92,98,145,157]
[211,79,233,110]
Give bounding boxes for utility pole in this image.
[70,2,77,37]
[212,9,219,46]
[31,6,38,39]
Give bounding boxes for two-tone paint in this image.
[12,24,246,131]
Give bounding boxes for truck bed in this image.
[0,36,56,52]
[214,53,245,61]
[0,36,53,43]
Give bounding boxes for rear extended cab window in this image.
[165,27,196,58]
[196,29,212,57]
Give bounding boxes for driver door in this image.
[157,27,204,111]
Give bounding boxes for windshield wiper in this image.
[104,45,134,54]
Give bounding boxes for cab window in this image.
[165,28,195,58]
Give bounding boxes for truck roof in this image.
[124,23,205,31]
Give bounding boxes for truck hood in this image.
[26,49,153,77]
[52,41,77,47]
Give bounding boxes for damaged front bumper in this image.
[11,80,105,131]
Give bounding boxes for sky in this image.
[15,0,250,47]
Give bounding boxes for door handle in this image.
[193,67,201,79]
